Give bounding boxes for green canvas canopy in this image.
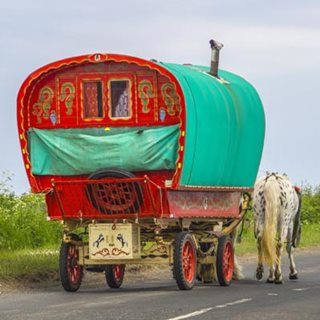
[158,63,265,188]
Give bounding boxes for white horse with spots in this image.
[252,173,301,284]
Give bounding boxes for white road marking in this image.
[166,298,252,320]
[268,293,278,296]
[292,287,310,291]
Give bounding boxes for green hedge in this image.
[300,185,320,224]
[0,192,62,250]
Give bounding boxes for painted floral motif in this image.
[138,79,154,113]
[92,247,130,257]
[161,83,181,116]
[60,82,75,115]
[32,86,54,124]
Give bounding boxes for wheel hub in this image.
[70,257,78,268]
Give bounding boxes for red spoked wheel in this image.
[86,169,142,214]
[105,264,125,288]
[173,232,197,290]
[216,236,234,286]
[92,182,137,212]
[59,234,83,292]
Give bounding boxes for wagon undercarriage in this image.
[56,184,250,291]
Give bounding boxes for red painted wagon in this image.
[17,41,265,290]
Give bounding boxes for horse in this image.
[252,173,302,284]
[116,233,128,248]
[93,233,105,248]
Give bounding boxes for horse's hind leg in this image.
[267,265,275,283]
[266,240,275,284]
[255,231,275,283]
[287,239,298,280]
[274,241,284,284]
[256,237,264,280]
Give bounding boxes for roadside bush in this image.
[0,175,62,250]
[301,185,320,224]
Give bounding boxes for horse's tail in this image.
[262,176,279,267]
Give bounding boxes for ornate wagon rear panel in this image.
[18,55,183,196]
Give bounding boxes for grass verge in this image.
[0,248,59,286]
[236,223,320,255]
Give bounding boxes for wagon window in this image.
[109,80,132,118]
[83,81,103,119]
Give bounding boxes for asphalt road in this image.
[0,248,319,320]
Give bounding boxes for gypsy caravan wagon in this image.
[17,41,265,291]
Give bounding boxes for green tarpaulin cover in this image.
[158,63,265,188]
[28,125,179,175]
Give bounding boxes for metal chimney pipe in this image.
[209,39,224,77]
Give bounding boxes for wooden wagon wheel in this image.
[105,264,126,289]
[173,232,197,290]
[216,235,234,286]
[86,169,143,214]
[59,234,83,292]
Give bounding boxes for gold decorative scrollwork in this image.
[161,83,180,116]
[32,87,54,124]
[138,80,154,113]
[60,82,75,115]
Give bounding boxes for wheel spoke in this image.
[223,243,233,281]
[106,264,125,288]
[113,265,123,280]
[182,241,195,283]
[60,236,83,292]
[216,236,234,286]
[174,232,196,290]
[66,244,81,285]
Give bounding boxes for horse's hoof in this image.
[289,273,298,280]
[275,278,283,284]
[266,278,274,283]
[233,266,244,280]
[256,266,264,280]
[256,272,263,280]
[233,272,244,280]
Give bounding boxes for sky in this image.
[1,0,320,194]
